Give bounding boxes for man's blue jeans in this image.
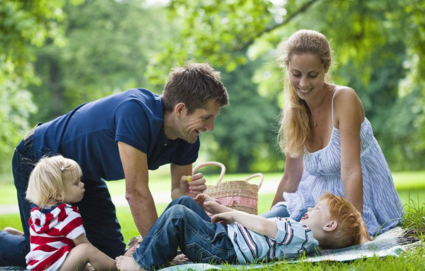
[0,134,125,267]
[133,196,237,271]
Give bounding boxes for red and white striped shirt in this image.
[26,203,85,271]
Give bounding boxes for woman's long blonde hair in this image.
[277,30,332,157]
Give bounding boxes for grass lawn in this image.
[1,171,424,270]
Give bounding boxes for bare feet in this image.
[124,235,143,257]
[2,227,24,236]
[171,253,189,265]
[116,256,144,271]
[83,263,96,271]
[124,246,137,257]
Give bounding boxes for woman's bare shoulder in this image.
[332,85,365,126]
[332,85,363,107]
[333,85,359,99]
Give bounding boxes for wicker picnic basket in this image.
[193,162,263,215]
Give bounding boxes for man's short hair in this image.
[162,63,229,114]
[319,193,368,249]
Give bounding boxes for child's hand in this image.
[195,193,221,214]
[194,193,215,205]
[211,212,235,225]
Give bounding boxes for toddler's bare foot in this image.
[83,263,95,271]
[116,256,144,271]
[2,227,24,236]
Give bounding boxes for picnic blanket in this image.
[0,227,420,271]
[159,227,421,271]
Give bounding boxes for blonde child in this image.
[23,155,118,271]
[116,192,368,271]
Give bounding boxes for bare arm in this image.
[194,193,235,214]
[118,141,158,237]
[212,211,278,238]
[171,163,206,199]
[271,154,304,207]
[334,88,364,214]
[72,233,91,246]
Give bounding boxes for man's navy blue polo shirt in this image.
[33,88,200,181]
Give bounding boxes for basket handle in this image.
[192,162,226,185]
[244,173,264,189]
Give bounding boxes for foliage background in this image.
[1,0,424,174]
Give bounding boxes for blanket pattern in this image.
[159,227,420,271]
[0,227,420,271]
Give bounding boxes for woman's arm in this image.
[271,154,304,207]
[334,88,365,214]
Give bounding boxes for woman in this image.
[263,30,404,236]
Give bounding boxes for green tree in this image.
[201,60,281,173]
[0,0,70,171]
[148,0,425,171]
[29,0,174,122]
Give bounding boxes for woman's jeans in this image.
[0,134,125,267]
[133,196,237,271]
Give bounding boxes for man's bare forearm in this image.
[127,194,158,237]
[171,187,185,200]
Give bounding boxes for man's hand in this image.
[179,173,207,197]
[211,212,235,225]
[171,164,207,199]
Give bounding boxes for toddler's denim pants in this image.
[132,196,238,270]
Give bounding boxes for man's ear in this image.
[323,220,337,232]
[175,103,186,118]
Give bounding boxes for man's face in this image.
[300,199,332,232]
[178,99,221,144]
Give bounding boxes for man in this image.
[0,63,229,267]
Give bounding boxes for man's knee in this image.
[172,195,195,206]
[165,205,191,218]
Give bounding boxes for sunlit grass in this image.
[2,171,425,205]
[2,195,424,270]
[1,170,424,247]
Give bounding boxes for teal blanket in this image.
[160,227,420,271]
[0,227,419,271]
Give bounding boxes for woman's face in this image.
[287,53,329,102]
